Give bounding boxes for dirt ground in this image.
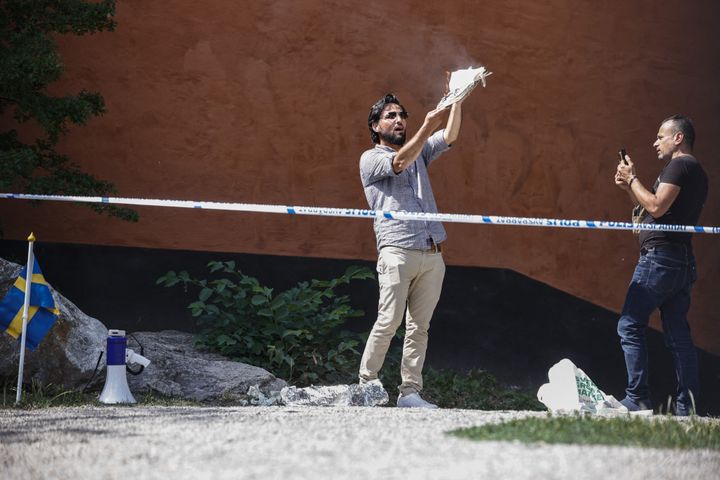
[1,406,718,480]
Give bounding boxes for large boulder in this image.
[125,330,287,403]
[1,257,287,403]
[0,257,107,388]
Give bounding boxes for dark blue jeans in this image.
[617,245,699,414]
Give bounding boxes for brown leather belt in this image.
[425,241,442,253]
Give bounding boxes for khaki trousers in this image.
[359,246,445,395]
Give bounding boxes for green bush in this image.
[157,262,375,385]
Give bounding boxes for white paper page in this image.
[436,66,492,109]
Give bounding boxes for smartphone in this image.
[618,148,628,165]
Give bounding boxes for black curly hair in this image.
[367,93,407,144]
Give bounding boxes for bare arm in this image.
[443,101,462,145]
[392,107,447,173]
[614,171,640,205]
[631,181,680,217]
[616,156,680,217]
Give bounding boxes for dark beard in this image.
[380,130,406,146]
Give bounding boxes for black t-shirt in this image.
[639,154,708,249]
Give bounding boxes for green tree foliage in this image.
[0,0,137,221]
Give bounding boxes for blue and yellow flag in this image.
[0,258,59,351]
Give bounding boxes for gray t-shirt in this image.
[359,130,451,251]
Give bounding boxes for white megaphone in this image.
[99,329,151,404]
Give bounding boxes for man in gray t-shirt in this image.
[358,93,465,408]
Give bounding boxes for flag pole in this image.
[15,232,35,405]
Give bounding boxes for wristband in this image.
[628,176,637,187]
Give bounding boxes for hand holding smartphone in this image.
[618,148,628,165]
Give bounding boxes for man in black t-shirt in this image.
[614,114,708,415]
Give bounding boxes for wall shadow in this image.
[1,240,717,415]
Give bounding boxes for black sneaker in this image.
[620,396,652,412]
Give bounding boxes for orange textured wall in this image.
[2,1,719,352]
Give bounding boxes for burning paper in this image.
[280,381,389,407]
[436,66,492,109]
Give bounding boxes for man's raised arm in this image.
[392,107,448,173]
[444,101,463,145]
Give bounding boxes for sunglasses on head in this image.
[383,111,408,120]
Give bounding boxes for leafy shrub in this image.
[157,262,375,385]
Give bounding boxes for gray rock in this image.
[125,330,287,403]
[1,257,287,404]
[0,257,107,389]
[246,384,283,406]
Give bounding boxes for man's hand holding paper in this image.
[436,66,492,109]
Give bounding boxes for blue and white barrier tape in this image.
[1,193,719,234]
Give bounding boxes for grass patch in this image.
[380,367,545,410]
[2,378,96,408]
[2,368,541,410]
[1,377,200,409]
[451,415,720,450]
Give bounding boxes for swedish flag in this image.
[0,258,59,351]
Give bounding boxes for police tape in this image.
[1,193,719,234]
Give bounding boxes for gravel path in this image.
[1,406,718,480]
